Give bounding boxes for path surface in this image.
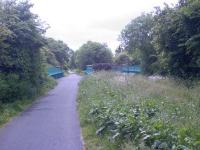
[0,74,83,150]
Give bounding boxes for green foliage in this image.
[120,0,200,78]
[115,53,130,65]
[0,0,45,76]
[76,41,113,69]
[78,72,200,149]
[68,50,76,69]
[45,38,74,70]
[0,73,33,103]
[0,76,56,126]
[0,99,32,126]
[93,63,112,71]
[120,13,156,74]
[0,0,48,104]
[0,0,57,126]
[151,0,200,78]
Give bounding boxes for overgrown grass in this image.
[78,71,200,150]
[0,76,57,127]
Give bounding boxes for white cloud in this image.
[30,0,178,51]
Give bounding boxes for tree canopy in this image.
[119,0,200,78]
[45,38,73,70]
[114,53,130,65]
[0,0,46,103]
[75,41,113,69]
[120,13,157,74]
[0,0,75,103]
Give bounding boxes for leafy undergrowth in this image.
[78,72,200,150]
[0,77,57,127]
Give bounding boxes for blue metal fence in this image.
[48,67,64,79]
[84,65,94,75]
[84,65,142,75]
[121,65,141,73]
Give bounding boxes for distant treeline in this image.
[118,0,200,79]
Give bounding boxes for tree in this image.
[115,46,123,55]
[76,41,113,69]
[119,0,200,78]
[152,0,200,78]
[115,53,130,65]
[0,0,46,102]
[45,38,73,70]
[68,50,76,69]
[120,13,157,74]
[0,0,46,76]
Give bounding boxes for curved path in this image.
[0,74,83,150]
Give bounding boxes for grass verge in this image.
[0,77,57,127]
[78,71,200,150]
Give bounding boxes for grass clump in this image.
[78,72,200,150]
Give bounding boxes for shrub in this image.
[0,73,39,103]
[115,53,130,65]
[93,63,112,71]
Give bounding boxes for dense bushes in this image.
[0,0,74,105]
[0,74,31,103]
[93,63,112,71]
[120,0,200,78]
[114,53,130,65]
[0,0,47,104]
[0,76,56,126]
[45,38,74,70]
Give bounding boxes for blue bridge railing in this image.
[84,65,142,75]
[48,67,64,79]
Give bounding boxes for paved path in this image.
[0,74,83,150]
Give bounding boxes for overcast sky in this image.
[30,0,178,51]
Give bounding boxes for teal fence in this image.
[121,65,141,73]
[48,67,64,79]
[84,65,94,75]
[84,65,141,75]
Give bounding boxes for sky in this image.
[30,0,178,51]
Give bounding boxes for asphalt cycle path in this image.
[0,74,83,150]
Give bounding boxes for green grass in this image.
[0,77,57,127]
[78,71,200,150]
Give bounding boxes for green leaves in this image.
[0,0,48,103]
[78,72,200,149]
[114,53,131,65]
[120,13,156,74]
[75,41,113,69]
[45,38,73,70]
[119,0,200,78]
[88,97,163,146]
